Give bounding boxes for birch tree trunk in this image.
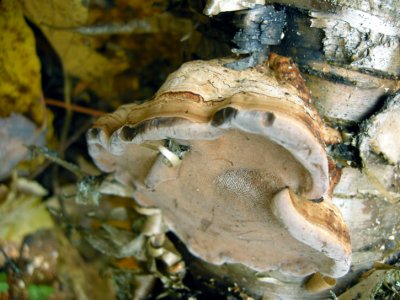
[182,1,400,298]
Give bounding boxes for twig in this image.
[52,73,72,216]
[59,73,72,155]
[28,145,86,179]
[28,145,106,206]
[45,98,106,117]
[29,119,93,179]
[72,19,155,35]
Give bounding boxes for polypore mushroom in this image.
[87,54,351,279]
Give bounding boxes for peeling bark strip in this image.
[270,0,400,77]
[258,5,400,124]
[310,8,400,75]
[357,93,400,203]
[359,93,400,165]
[203,0,266,16]
[302,62,400,123]
[265,0,400,27]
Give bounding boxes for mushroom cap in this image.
[88,56,351,278]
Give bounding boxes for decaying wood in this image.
[303,63,399,123]
[310,8,399,75]
[266,0,400,30]
[270,8,399,125]
[338,268,400,299]
[330,94,400,296]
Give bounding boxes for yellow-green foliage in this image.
[0,0,44,125]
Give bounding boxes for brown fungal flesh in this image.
[87,55,351,278]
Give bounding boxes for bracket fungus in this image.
[87,54,351,280]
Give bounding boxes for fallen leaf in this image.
[22,0,88,27]
[114,257,139,271]
[0,114,45,180]
[0,0,45,125]
[41,30,128,81]
[0,177,53,244]
[23,0,129,82]
[56,228,116,299]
